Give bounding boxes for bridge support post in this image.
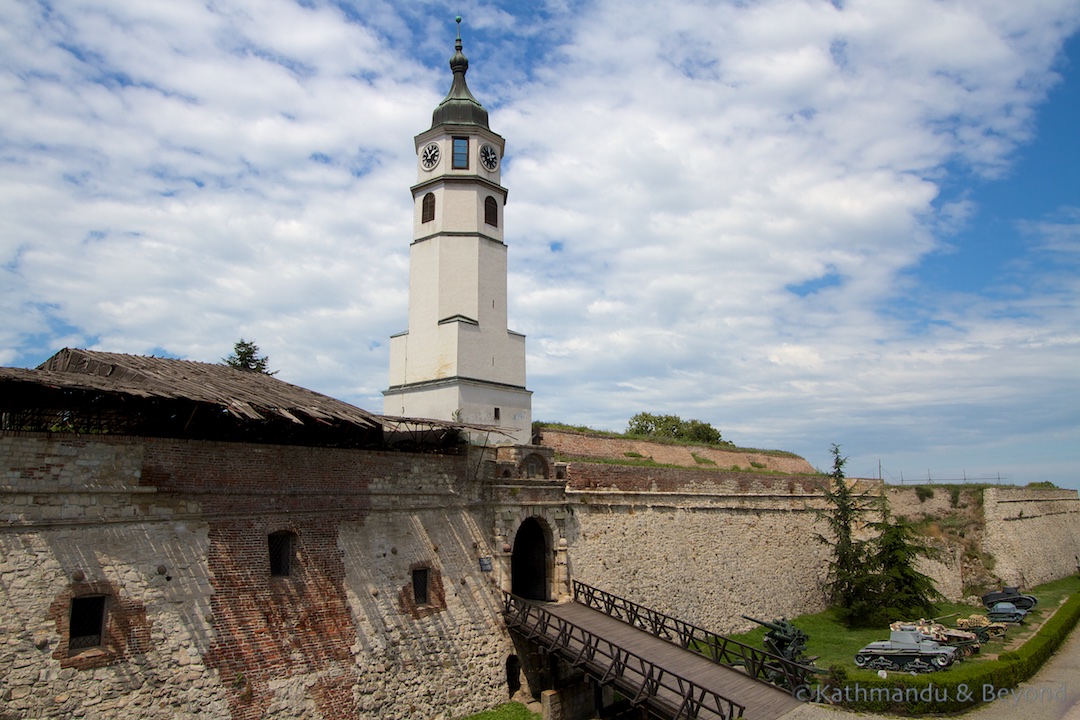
[541,679,595,720]
[555,536,570,601]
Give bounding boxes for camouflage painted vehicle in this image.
[987,601,1028,624]
[854,630,957,672]
[982,586,1037,611]
[889,620,981,657]
[956,614,1009,641]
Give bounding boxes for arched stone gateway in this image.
[511,517,550,600]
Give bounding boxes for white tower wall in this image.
[385,26,531,444]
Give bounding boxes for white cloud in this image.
[2,0,1079,486]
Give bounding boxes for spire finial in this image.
[429,15,489,129]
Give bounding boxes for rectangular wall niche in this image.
[412,568,430,605]
[68,595,106,653]
[268,531,295,577]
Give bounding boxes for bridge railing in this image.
[572,580,815,695]
[503,592,745,720]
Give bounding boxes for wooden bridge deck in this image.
[541,601,803,720]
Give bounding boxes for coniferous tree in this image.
[816,444,943,626]
[815,445,878,623]
[857,508,943,626]
[223,339,276,375]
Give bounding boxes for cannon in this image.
[742,615,815,666]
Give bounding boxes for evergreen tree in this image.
[815,445,877,622]
[223,339,276,375]
[858,508,943,626]
[816,444,943,626]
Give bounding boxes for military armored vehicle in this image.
[982,586,1037,611]
[854,630,957,672]
[889,620,981,657]
[987,601,1027,624]
[956,614,1008,640]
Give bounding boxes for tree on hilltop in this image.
[626,412,726,445]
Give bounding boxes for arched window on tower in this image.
[422,193,435,223]
[484,196,498,227]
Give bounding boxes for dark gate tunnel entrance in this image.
[511,517,549,600]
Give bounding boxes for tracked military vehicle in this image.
[987,601,1027,624]
[889,620,981,657]
[956,614,1009,640]
[854,630,957,672]
[982,587,1037,611]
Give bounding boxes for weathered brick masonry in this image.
[0,432,512,720]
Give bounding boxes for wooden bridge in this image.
[503,581,810,720]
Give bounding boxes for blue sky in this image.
[2,0,1079,488]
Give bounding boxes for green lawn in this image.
[727,575,1080,675]
[457,702,540,720]
[458,577,1080,718]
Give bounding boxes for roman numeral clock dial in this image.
[480,144,498,171]
[421,142,441,170]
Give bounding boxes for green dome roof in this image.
[431,18,489,129]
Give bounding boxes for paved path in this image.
[780,615,1080,720]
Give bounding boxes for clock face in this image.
[421,142,441,170]
[480,144,499,171]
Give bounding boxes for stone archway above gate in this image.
[494,445,566,480]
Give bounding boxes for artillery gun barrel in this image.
[742,615,783,632]
[932,613,959,622]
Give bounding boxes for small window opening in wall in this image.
[452,137,469,169]
[68,595,106,653]
[412,567,430,605]
[494,407,501,421]
[421,192,435,223]
[484,196,498,226]
[268,531,295,577]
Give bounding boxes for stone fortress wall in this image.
[981,487,1080,586]
[2,429,1078,719]
[543,429,1079,630]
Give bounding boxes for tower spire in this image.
[431,16,489,129]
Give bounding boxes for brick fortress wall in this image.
[0,432,510,720]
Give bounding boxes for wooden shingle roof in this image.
[31,348,383,428]
[0,348,505,443]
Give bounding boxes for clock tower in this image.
[384,18,532,444]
